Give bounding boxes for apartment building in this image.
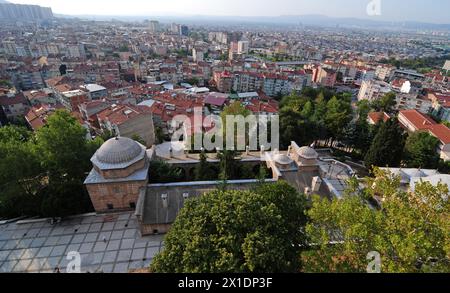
[399,110,450,161]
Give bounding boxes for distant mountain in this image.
[55,13,450,31]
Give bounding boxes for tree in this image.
[35,110,101,217]
[311,92,327,123]
[0,113,102,218]
[221,102,251,150]
[324,96,352,145]
[131,134,146,146]
[372,92,397,113]
[151,181,307,273]
[404,132,440,169]
[342,117,374,158]
[40,180,94,218]
[59,64,67,76]
[279,108,316,149]
[364,118,405,169]
[154,126,166,144]
[301,100,314,119]
[217,150,240,180]
[356,100,371,120]
[0,126,43,218]
[302,169,449,273]
[194,150,212,181]
[36,110,93,180]
[148,160,184,183]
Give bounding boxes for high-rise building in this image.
[0,3,53,20]
[357,80,391,102]
[237,41,250,54]
[192,48,204,63]
[179,25,189,37]
[2,40,17,55]
[170,23,180,34]
[149,20,160,33]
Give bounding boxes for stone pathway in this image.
[0,212,164,273]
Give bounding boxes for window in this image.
[107,204,114,210]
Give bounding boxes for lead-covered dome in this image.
[92,137,146,170]
[274,153,294,165]
[298,146,318,160]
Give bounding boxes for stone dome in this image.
[297,146,318,160]
[274,153,294,165]
[95,137,145,166]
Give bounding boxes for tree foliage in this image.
[404,132,440,169]
[302,168,450,273]
[194,150,213,181]
[148,160,184,183]
[371,92,397,113]
[364,118,405,169]
[151,181,307,273]
[0,110,101,218]
[279,88,353,149]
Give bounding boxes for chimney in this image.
[311,176,322,193]
[161,194,168,209]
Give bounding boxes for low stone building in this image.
[85,139,356,236]
[84,137,151,213]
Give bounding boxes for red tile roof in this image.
[0,93,28,106]
[368,112,390,124]
[399,110,450,144]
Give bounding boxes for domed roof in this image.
[274,153,294,165]
[92,137,146,169]
[297,146,318,160]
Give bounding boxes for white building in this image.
[357,80,391,102]
[149,20,160,33]
[192,48,204,63]
[237,41,250,55]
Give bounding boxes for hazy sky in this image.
[10,0,450,23]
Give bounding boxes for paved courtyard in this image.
[0,212,164,273]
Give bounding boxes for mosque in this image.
[84,137,356,235]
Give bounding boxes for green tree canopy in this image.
[302,169,449,273]
[0,110,102,218]
[372,92,397,113]
[194,150,213,181]
[404,132,440,169]
[364,118,405,169]
[324,96,352,142]
[151,181,307,273]
[36,110,93,180]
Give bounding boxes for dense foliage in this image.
[364,118,405,169]
[278,88,352,150]
[302,169,449,273]
[380,54,450,73]
[150,181,307,273]
[404,132,440,169]
[0,110,102,218]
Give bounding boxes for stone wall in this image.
[86,180,148,213]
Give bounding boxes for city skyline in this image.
[8,0,450,24]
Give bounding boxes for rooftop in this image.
[0,212,163,273]
[91,137,147,171]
